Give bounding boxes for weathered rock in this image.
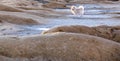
[93,25,120,43]
[93,25,114,40]
[113,30,120,43]
[0,14,39,25]
[42,25,120,43]
[0,32,120,61]
[44,0,120,4]
[0,0,41,7]
[0,4,23,12]
[42,25,97,35]
[42,2,66,8]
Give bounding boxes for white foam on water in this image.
[37,28,49,30]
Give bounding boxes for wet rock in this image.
[34,0,49,4]
[0,0,41,7]
[0,32,120,61]
[42,2,66,8]
[0,15,40,25]
[0,24,26,36]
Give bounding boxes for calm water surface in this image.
[3,4,120,36]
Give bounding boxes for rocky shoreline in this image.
[0,0,120,61]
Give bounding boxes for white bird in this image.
[71,5,84,15]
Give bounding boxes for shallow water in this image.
[30,4,120,30]
[1,4,120,36]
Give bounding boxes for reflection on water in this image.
[2,4,120,36]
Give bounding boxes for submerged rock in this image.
[0,32,120,61]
